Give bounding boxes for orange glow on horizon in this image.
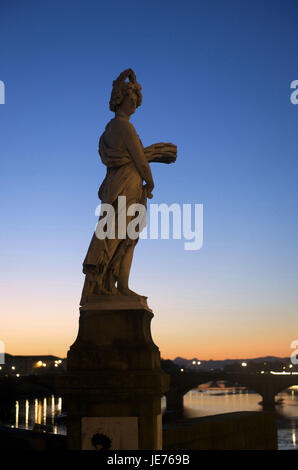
[1,284,295,362]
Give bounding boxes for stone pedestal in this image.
[56,295,169,450]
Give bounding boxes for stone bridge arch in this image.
[164,371,298,413]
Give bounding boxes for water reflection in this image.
[43,397,47,425]
[0,396,66,435]
[15,401,19,428]
[292,422,296,448]
[181,388,298,450]
[183,388,262,417]
[34,398,38,423]
[2,388,298,449]
[25,400,29,430]
[38,400,42,425]
[57,397,62,413]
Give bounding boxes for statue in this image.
[80,69,177,305]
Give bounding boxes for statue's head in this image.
[109,69,142,116]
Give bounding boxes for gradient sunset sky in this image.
[0,0,297,360]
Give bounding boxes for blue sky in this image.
[0,0,297,358]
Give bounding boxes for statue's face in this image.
[119,91,138,116]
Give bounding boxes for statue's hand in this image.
[153,142,177,151]
[145,143,177,164]
[143,183,154,199]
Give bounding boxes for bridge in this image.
[163,370,298,413]
[1,369,297,416]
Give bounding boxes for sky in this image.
[0,0,297,360]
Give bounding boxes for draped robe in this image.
[80,116,147,303]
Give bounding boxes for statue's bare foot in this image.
[117,286,141,297]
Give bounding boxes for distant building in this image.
[0,353,66,376]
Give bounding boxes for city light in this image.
[270,371,291,375]
[270,370,298,375]
[241,362,247,367]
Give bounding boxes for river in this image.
[180,387,298,450]
[1,387,297,450]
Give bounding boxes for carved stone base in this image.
[56,295,169,450]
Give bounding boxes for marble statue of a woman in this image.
[80,69,177,305]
